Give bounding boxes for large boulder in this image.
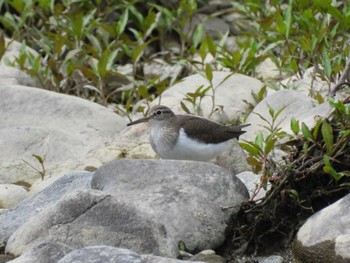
[0,172,93,244]
[6,189,178,258]
[293,193,350,263]
[91,159,249,252]
[0,85,126,186]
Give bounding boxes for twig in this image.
[330,53,350,96]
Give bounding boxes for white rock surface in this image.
[152,71,264,123]
[0,184,28,208]
[0,85,126,186]
[0,65,38,87]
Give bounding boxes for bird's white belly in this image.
[153,128,231,161]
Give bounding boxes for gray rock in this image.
[6,189,178,258]
[91,159,249,252]
[141,254,203,263]
[212,140,250,175]
[58,246,143,263]
[0,172,93,243]
[190,249,226,263]
[8,242,72,263]
[0,85,126,185]
[57,246,204,263]
[293,193,350,263]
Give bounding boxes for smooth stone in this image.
[190,249,226,263]
[0,85,126,185]
[57,246,203,263]
[293,193,350,263]
[7,242,72,263]
[256,58,284,81]
[0,65,38,87]
[0,184,28,208]
[58,246,143,263]
[91,159,249,252]
[0,172,93,244]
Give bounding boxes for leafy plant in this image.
[239,105,288,199]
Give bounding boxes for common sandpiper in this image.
[127,105,249,161]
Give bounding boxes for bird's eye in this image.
[156,110,162,115]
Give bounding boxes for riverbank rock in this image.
[91,159,249,252]
[0,85,126,186]
[293,193,350,263]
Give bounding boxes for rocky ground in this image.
[0,38,349,263]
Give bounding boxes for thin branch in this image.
[330,53,350,96]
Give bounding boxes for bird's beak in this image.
[127,116,150,126]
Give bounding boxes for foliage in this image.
[0,0,207,110]
[1,0,350,112]
[220,0,350,87]
[227,97,350,256]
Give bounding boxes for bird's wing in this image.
[177,115,249,144]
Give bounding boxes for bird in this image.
[127,105,250,161]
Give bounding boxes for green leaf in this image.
[205,64,213,81]
[257,86,267,102]
[322,48,332,79]
[239,142,261,156]
[255,131,264,149]
[144,10,161,39]
[289,189,299,199]
[267,103,275,118]
[116,9,129,36]
[264,137,277,155]
[301,122,313,142]
[180,101,190,114]
[132,43,147,64]
[32,154,44,164]
[276,13,286,35]
[273,105,287,122]
[71,13,84,40]
[323,155,342,181]
[178,240,187,251]
[284,0,293,38]
[312,119,323,139]
[290,117,300,135]
[206,35,216,57]
[321,119,333,155]
[106,49,119,71]
[192,23,203,49]
[0,31,5,59]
